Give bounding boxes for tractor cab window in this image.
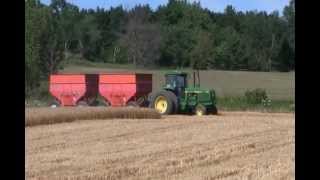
[165,75,186,89]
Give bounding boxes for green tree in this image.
[96,6,126,62]
[190,31,215,69]
[160,25,195,68]
[119,5,161,67]
[26,0,39,94]
[157,0,212,68]
[283,0,295,70]
[274,38,294,72]
[38,6,65,76]
[283,0,295,51]
[77,13,101,61]
[25,0,47,95]
[50,0,80,57]
[213,26,245,70]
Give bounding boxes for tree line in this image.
[25,0,295,95]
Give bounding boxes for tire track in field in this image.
[26,113,294,180]
[30,120,209,154]
[141,135,293,179]
[91,126,293,179]
[34,141,293,180]
[51,135,293,180]
[30,126,290,179]
[30,125,293,179]
[98,126,292,166]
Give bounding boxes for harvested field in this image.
[26,111,295,180]
[26,107,161,127]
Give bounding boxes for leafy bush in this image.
[244,88,268,105]
[290,103,295,111]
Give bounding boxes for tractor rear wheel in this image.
[166,91,178,113]
[150,91,176,115]
[195,104,207,116]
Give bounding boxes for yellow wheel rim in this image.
[196,109,203,116]
[155,96,168,114]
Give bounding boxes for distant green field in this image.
[61,61,295,100]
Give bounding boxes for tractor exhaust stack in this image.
[193,70,200,88]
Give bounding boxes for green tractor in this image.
[148,71,217,116]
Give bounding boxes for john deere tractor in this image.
[149,71,217,116]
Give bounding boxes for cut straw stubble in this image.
[25,107,161,127]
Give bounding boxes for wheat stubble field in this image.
[26,111,294,180]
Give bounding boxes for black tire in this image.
[147,92,156,107]
[194,104,207,116]
[210,106,218,115]
[77,101,88,107]
[150,90,176,115]
[89,100,99,106]
[127,101,138,107]
[101,99,111,107]
[139,97,149,107]
[87,97,99,106]
[149,91,178,113]
[50,99,60,108]
[166,91,178,113]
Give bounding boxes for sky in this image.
[41,0,290,14]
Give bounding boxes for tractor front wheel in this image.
[210,106,218,115]
[195,104,207,116]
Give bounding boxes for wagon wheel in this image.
[50,99,60,108]
[127,101,138,108]
[77,101,88,107]
[194,104,207,116]
[102,99,111,107]
[140,98,149,107]
[90,100,99,106]
[87,97,98,106]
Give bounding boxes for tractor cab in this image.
[164,72,188,98]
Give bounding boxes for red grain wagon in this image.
[99,73,152,107]
[49,74,99,107]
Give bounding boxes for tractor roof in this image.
[165,71,188,76]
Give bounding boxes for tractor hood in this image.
[184,87,212,93]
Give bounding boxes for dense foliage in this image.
[25,0,295,95]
